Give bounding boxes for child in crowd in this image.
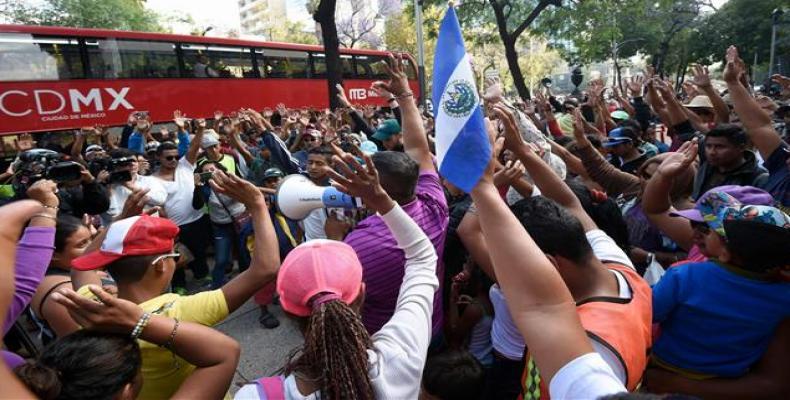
[652,190,790,378]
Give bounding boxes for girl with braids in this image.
[234,152,439,399]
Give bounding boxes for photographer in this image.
[103,148,166,224]
[11,149,110,218]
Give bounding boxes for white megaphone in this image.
[275,174,363,220]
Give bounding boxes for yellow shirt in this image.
[78,287,229,400]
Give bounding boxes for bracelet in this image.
[395,91,414,100]
[130,312,151,339]
[41,204,59,210]
[31,213,57,221]
[161,318,179,350]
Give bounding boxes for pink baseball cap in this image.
[276,239,363,317]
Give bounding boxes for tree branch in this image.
[512,0,561,39]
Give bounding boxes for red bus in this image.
[0,25,420,136]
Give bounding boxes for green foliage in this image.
[2,0,165,32]
[691,0,789,65]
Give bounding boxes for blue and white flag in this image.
[432,6,491,193]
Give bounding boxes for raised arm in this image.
[377,54,434,171]
[327,151,438,369]
[469,152,596,384]
[186,119,205,165]
[642,140,699,251]
[497,106,596,232]
[209,172,279,313]
[0,200,41,399]
[691,65,729,124]
[71,129,88,165]
[54,285,240,400]
[724,46,783,159]
[653,79,691,127]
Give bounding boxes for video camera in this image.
[12,149,83,194]
[88,156,136,184]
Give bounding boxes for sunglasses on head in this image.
[152,252,180,265]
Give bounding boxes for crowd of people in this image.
[0,46,789,400]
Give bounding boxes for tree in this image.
[535,0,719,88]
[1,0,164,32]
[269,21,320,45]
[336,0,400,49]
[311,0,344,109]
[691,0,789,69]
[426,0,562,101]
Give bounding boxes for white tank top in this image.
[489,284,526,360]
[468,309,494,366]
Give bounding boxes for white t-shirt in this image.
[106,174,167,221]
[154,157,204,226]
[234,205,439,400]
[300,208,327,241]
[549,353,627,399]
[489,283,525,360]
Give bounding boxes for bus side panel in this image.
[0,78,421,135]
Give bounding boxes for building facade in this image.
[238,0,287,38]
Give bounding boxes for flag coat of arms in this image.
[432,6,491,193]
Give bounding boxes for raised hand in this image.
[723,45,745,84]
[681,81,699,100]
[374,53,411,98]
[14,133,36,152]
[626,75,645,97]
[52,285,144,334]
[214,110,224,121]
[493,159,525,187]
[492,104,524,153]
[335,83,352,108]
[482,76,504,104]
[25,179,59,208]
[208,170,266,209]
[116,187,152,221]
[690,65,711,88]
[771,74,790,91]
[571,107,586,139]
[173,109,188,129]
[323,152,394,214]
[656,138,698,179]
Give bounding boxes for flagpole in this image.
[414,0,427,111]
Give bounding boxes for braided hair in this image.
[283,296,374,399]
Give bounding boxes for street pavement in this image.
[215,299,303,394]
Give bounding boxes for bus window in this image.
[86,39,178,79]
[182,44,255,78]
[0,34,83,81]
[311,53,354,79]
[354,55,388,80]
[259,49,309,78]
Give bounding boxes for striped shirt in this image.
[345,171,449,335]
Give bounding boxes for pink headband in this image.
[311,293,341,311]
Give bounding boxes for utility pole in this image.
[769,8,784,77]
[414,0,427,111]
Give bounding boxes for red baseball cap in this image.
[72,215,180,271]
[276,239,363,317]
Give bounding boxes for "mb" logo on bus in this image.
[348,88,367,100]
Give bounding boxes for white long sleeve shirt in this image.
[234,204,439,399]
